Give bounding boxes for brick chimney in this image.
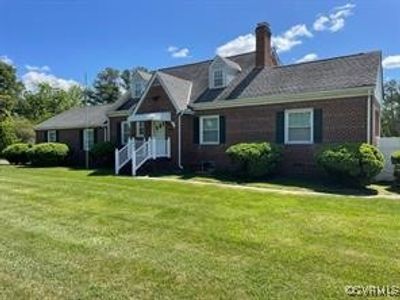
[255,22,274,68]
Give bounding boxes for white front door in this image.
[152,121,165,139]
[152,121,167,156]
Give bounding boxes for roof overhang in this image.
[128,112,171,122]
[191,86,375,111]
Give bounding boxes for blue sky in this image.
[1,0,399,90]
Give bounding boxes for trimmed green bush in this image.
[226,142,282,178]
[28,143,69,166]
[317,143,384,186]
[90,142,115,167]
[390,151,400,184]
[2,143,32,164]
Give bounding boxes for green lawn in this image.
[0,166,399,299]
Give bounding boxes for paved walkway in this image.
[134,176,400,200]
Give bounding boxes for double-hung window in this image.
[121,121,130,145]
[47,130,57,142]
[200,115,220,145]
[285,109,313,144]
[83,128,95,151]
[213,70,224,88]
[136,121,145,137]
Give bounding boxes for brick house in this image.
[35,22,383,176]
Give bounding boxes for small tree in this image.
[0,118,17,154]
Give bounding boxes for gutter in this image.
[367,90,372,144]
[190,86,374,111]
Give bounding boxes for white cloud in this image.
[25,64,51,72]
[272,24,313,53]
[216,24,313,57]
[216,33,255,57]
[167,46,190,58]
[0,55,14,65]
[313,3,356,32]
[296,53,319,63]
[382,55,400,69]
[22,71,79,91]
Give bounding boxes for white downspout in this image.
[178,112,183,169]
[367,90,372,144]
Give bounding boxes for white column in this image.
[167,137,171,158]
[115,148,119,175]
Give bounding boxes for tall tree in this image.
[17,83,84,123]
[88,68,121,105]
[0,61,23,120]
[382,80,400,137]
[120,66,151,91]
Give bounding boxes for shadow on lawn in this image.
[146,170,381,197]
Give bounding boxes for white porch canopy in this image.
[128,112,171,122]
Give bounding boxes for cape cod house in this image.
[35,22,383,176]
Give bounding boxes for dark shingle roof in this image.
[35,104,113,130]
[226,51,381,101]
[160,52,256,104]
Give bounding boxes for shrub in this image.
[90,142,115,167]
[0,119,17,154]
[391,151,400,165]
[28,143,69,166]
[317,143,384,186]
[226,142,282,178]
[2,143,32,164]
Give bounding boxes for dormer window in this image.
[209,55,241,90]
[213,70,224,88]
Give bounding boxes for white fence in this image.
[376,137,400,181]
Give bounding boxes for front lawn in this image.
[0,166,399,299]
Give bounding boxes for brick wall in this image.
[182,96,369,175]
[35,127,105,165]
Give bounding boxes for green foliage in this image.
[16,83,83,123]
[28,143,69,166]
[88,68,121,105]
[226,142,282,178]
[90,141,115,166]
[391,151,400,165]
[2,143,32,164]
[0,61,24,119]
[12,117,35,143]
[0,119,17,153]
[90,141,114,157]
[317,143,385,186]
[382,80,400,137]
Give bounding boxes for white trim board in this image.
[191,87,374,111]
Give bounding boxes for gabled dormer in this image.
[209,55,241,89]
[131,70,152,98]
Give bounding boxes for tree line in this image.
[0,61,147,151]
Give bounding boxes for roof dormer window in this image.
[209,55,241,90]
[213,70,224,88]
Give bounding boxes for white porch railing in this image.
[115,137,171,176]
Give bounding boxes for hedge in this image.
[28,143,69,166]
[317,143,384,186]
[90,142,115,167]
[226,142,282,178]
[2,143,32,164]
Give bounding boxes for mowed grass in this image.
[0,166,399,299]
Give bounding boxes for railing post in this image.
[152,138,156,159]
[115,148,119,175]
[167,137,171,158]
[131,140,136,176]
